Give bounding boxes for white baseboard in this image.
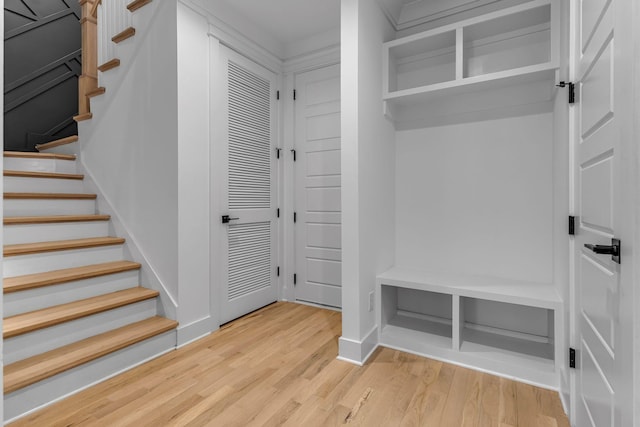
[177,316,217,348]
[337,325,379,366]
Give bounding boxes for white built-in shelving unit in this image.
[377,0,565,390]
[383,0,559,114]
[377,268,563,388]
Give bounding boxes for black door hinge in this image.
[277,208,280,218]
[569,348,576,368]
[556,81,576,104]
[277,266,280,277]
[276,148,281,159]
[293,212,297,223]
[291,149,296,161]
[568,216,576,235]
[293,89,297,100]
[293,273,297,285]
[276,90,280,100]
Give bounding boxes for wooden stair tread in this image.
[4,237,125,257]
[35,135,79,152]
[4,151,76,161]
[74,113,93,122]
[4,316,177,393]
[3,287,160,339]
[4,192,97,199]
[127,0,152,12]
[4,260,141,294]
[4,214,110,225]
[87,86,106,98]
[112,27,135,43]
[98,59,120,72]
[3,170,84,180]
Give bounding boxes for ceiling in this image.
[212,0,341,46]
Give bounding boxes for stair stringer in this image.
[75,159,178,321]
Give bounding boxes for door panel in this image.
[294,64,342,308]
[219,47,277,324]
[573,0,634,425]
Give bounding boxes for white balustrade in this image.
[97,0,132,69]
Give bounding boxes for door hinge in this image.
[293,273,297,285]
[293,212,297,223]
[277,266,280,277]
[291,149,296,161]
[293,89,297,100]
[568,216,576,235]
[556,81,576,104]
[569,348,576,368]
[276,90,280,100]
[276,148,281,159]
[277,208,280,218]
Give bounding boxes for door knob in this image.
[584,238,620,264]
[221,215,239,224]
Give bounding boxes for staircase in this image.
[2,151,177,421]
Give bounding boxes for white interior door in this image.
[572,0,635,425]
[218,46,278,324]
[294,64,342,308]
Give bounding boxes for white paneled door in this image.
[218,46,278,324]
[294,64,342,308]
[573,0,635,426]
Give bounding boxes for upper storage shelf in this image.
[383,0,559,108]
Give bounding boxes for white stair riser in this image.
[4,221,110,245]
[4,198,96,216]
[38,141,79,156]
[4,330,176,423]
[4,270,140,317]
[4,298,157,364]
[4,176,85,194]
[3,158,77,174]
[4,245,125,277]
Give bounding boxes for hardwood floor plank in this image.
[7,302,570,427]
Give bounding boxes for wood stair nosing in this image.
[127,0,152,12]
[35,135,79,152]
[4,192,97,200]
[3,151,76,161]
[87,86,106,98]
[98,58,120,72]
[4,236,126,257]
[4,214,111,225]
[3,170,84,180]
[4,316,178,394]
[3,260,142,294]
[112,27,135,43]
[74,113,93,122]
[3,287,160,339]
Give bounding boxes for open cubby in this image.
[382,0,558,115]
[377,268,563,388]
[388,30,456,92]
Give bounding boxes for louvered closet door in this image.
[219,47,278,324]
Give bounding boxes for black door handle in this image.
[584,238,620,264]
[221,215,239,224]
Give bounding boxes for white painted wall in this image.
[340,0,396,364]
[395,113,554,283]
[79,1,179,312]
[176,2,215,345]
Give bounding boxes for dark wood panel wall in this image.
[4,0,81,151]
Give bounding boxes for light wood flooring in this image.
[8,302,570,426]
